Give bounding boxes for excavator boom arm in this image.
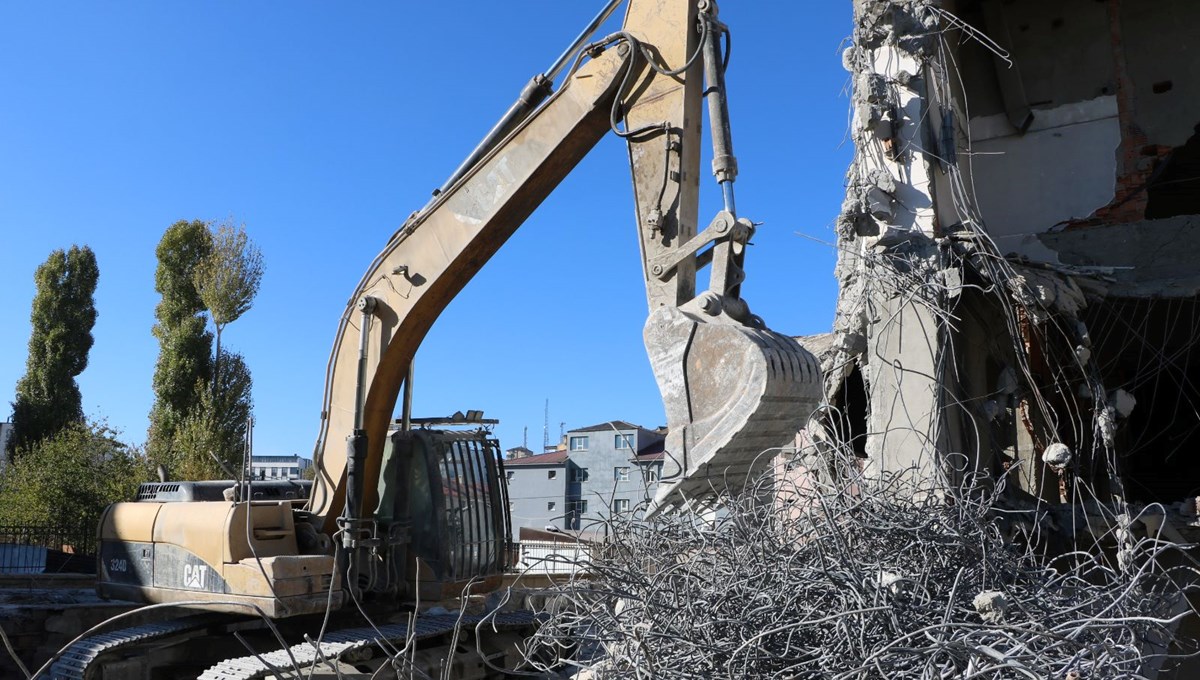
[306,0,821,532]
[306,43,629,531]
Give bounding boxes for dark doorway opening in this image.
[1146,124,1200,220]
[830,364,869,459]
[1085,296,1200,501]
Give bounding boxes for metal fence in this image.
[0,523,97,574]
[515,540,591,575]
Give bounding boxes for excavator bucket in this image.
[644,306,823,514]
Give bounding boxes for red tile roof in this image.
[504,450,569,466]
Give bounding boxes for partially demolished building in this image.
[434,4,1200,676]
[829,0,1200,520]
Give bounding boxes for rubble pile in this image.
[512,453,1193,678]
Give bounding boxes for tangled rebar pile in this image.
[508,453,1195,679]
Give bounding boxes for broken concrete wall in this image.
[939,0,1200,263]
[941,0,1120,258]
[834,0,1200,508]
[833,0,952,485]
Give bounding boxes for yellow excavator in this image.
[77,0,820,676]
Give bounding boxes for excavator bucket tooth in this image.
[644,305,823,514]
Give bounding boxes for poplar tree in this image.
[193,222,263,396]
[147,219,262,479]
[146,221,214,464]
[9,245,99,455]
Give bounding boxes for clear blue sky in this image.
[0,2,853,460]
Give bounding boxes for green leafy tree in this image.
[9,245,99,455]
[0,421,152,529]
[166,350,253,480]
[148,219,262,480]
[147,221,213,463]
[193,222,263,393]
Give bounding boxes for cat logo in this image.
[183,563,209,589]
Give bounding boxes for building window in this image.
[548,470,557,480]
[645,466,659,482]
[572,467,589,482]
[614,467,630,482]
[612,498,630,513]
[569,436,588,451]
[614,433,633,449]
[547,501,556,511]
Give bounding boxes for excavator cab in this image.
[379,429,511,604]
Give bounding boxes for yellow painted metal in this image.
[99,501,160,542]
[306,47,633,532]
[99,500,340,617]
[623,0,704,310]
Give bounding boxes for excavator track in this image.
[45,610,535,679]
[199,611,537,680]
[49,614,226,679]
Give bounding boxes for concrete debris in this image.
[877,570,905,594]
[1007,275,1044,322]
[866,186,895,220]
[1075,345,1091,365]
[1042,442,1072,470]
[836,332,867,355]
[854,0,940,54]
[840,167,903,238]
[841,45,858,72]
[972,590,1009,624]
[1111,389,1137,418]
[855,99,896,143]
[1098,406,1117,448]
[939,267,963,299]
[838,181,880,237]
[870,167,897,194]
[857,72,891,105]
[874,225,932,251]
[1004,268,1089,325]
